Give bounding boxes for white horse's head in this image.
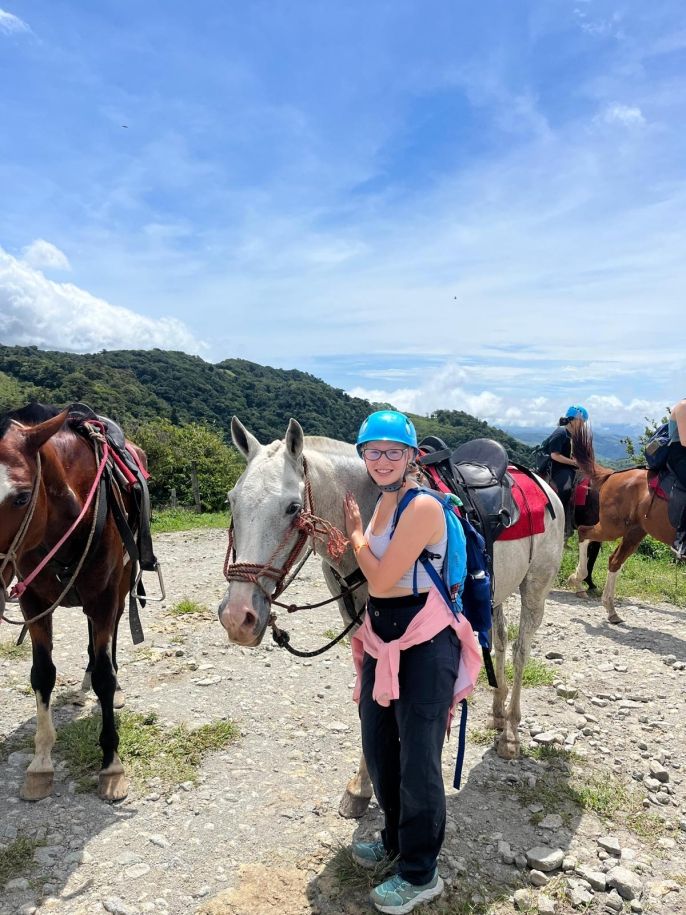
[218,416,308,645]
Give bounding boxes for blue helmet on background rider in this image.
[565,405,589,422]
[356,410,418,456]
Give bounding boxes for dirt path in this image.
[1,528,685,915]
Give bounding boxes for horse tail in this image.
[571,424,614,488]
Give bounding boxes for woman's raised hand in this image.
[343,491,362,538]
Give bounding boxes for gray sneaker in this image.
[351,839,388,869]
[370,869,444,914]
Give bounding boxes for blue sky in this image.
[0,1,684,431]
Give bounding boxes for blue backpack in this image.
[644,422,670,471]
[391,487,496,686]
[391,487,495,789]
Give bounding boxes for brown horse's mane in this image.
[572,424,646,487]
[0,403,64,440]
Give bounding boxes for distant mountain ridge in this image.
[0,345,533,463]
[506,424,640,464]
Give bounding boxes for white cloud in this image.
[21,239,72,272]
[0,8,28,34]
[602,104,646,127]
[0,246,205,354]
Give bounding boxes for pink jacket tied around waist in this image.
[351,587,483,729]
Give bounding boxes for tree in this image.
[132,419,245,510]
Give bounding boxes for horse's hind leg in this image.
[584,541,602,596]
[486,603,507,731]
[111,606,125,709]
[81,618,95,694]
[567,539,591,593]
[21,612,57,801]
[83,614,125,707]
[602,527,645,624]
[88,590,129,802]
[497,576,548,760]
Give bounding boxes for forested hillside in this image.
[0,345,532,462]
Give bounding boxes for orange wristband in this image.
[353,540,368,556]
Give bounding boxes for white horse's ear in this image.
[231,417,261,460]
[285,418,304,462]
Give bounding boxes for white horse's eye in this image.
[285,501,301,516]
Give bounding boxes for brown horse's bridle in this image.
[0,424,109,628]
[222,456,351,610]
[0,453,43,607]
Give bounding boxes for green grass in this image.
[506,622,519,643]
[559,533,686,606]
[57,710,238,790]
[478,657,556,688]
[469,727,498,746]
[331,843,397,893]
[0,641,30,661]
[523,744,579,763]
[169,598,208,617]
[151,508,228,533]
[322,628,350,646]
[0,836,45,889]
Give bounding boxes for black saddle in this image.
[419,437,520,543]
[655,468,686,530]
[68,403,143,482]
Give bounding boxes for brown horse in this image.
[566,424,676,623]
[0,405,150,801]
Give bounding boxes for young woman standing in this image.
[342,409,469,914]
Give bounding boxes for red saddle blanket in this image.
[497,468,549,541]
[648,472,668,501]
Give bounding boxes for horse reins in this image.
[0,423,110,628]
[223,456,366,654]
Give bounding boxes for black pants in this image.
[360,593,460,886]
[667,443,686,535]
[551,466,576,538]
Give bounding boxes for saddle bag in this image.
[645,422,671,471]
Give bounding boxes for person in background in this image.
[548,405,589,538]
[667,397,686,560]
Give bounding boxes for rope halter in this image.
[223,457,349,603]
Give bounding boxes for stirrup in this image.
[131,563,166,602]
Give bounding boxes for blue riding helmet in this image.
[565,405,589,421]
[356,410,418,456]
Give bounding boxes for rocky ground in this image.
[1,528,685,915]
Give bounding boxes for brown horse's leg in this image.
[602,527,645,624]
[487,603,507,731]
[340,753,373,818]
[111,604,126,709]
[88,588,129,802]
[21,610,57,801]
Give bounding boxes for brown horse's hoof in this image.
[575,590,590,599]
[98,770,129,802]
[338,789,372,819]
[496,733,520,760]
[113,687,125,709]
[607,612,624,625]
[20,769,54,801]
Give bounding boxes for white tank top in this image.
[365,495,447,590]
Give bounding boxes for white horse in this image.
[219,417,565,818]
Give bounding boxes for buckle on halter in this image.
[131,563,166,602]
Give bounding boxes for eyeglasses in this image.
[362,447,408,462]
